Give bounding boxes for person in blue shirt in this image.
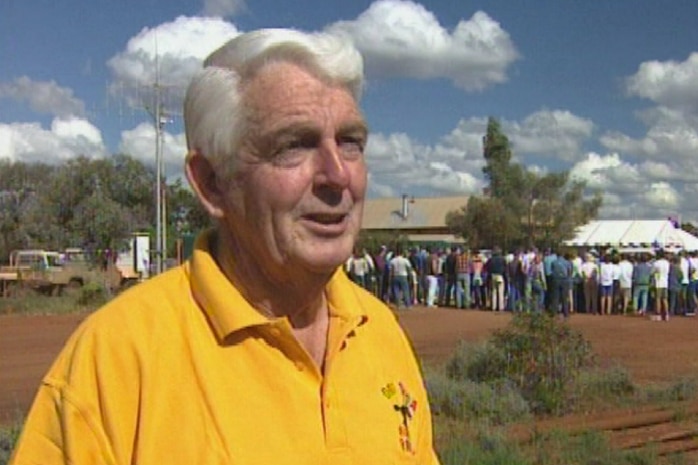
[549,251,573,317]
[542,248,558,309]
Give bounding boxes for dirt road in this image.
[3,307,698,424]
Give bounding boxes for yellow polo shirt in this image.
[11,233,439,465]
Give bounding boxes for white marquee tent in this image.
[564,220,698,252]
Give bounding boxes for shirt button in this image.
[269,327,281,338]
[295,361,305,371]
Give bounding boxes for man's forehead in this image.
[243,65,364,124]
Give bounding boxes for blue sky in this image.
[1,0,698,222]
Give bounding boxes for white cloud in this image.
[0,118,107,163]
[626,52,698,111]
[327,0,519,91]
[591,53,698,222]
[601,107,698,162]
[637,160,674,180]
[366,133,422,168]
[567,152,694,220]
[571,152,620,188]
[435,117,488,161]
[201,0,246,18]
[117,123,187,180]
[107,16,240,110]
[0,76,86,118]
[642,182,680,210]
[365,129,485,198]
[506,110,594,161]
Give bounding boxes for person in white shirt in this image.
[687,251,698,315]
[389,246,413,309]
[610,255,622,313]
[653,250,671,321]
[345,248,374,291]
[570,251,583,313]
[680,253,690,315]
[618,254,634,314]
[599,254,615,315]
[580,253,599,314]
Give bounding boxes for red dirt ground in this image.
[3,307,698,426]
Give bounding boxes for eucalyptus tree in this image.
[448,117,601,250]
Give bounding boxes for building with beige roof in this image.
[361,195,468,245]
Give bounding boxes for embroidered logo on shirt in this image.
[382,381,417,454]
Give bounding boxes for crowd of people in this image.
[345,244,698,320]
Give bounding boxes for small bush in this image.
[446,341,507,384]
[530,429,657,465]
[443,313,596,416]
[645,378,698,404]
[573,365,636,409]
[438,432,529,465]
[489,312,595,415]
[427,372,530,424]
[0,420,22,465]
[76,282,109,306]
[0,293,88,315]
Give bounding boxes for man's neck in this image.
[212,227,334,316]
[211,229,333,368]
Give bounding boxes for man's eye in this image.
[338,137,365,160]
[272,139,314,167]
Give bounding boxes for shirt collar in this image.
[186,230,368,341]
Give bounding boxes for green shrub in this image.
[573,365,636,409]
[442,313,596,416]
[438,432,529,465]
[645,377,698,404]
[446,341,508,384]
[427,372,530,424]
[530,429,657,465]
[76,282,109,307]
[489,312,595,415]
[0,420,22,465]
[0,293,86,315]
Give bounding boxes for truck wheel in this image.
[51,284,64,297]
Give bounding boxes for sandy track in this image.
[3,307,698,424]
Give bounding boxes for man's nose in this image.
[314,139,350,189]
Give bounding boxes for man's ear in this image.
[185,150,226,219]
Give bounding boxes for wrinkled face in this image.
[220,61,368,276]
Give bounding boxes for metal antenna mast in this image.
[152,35,166,275]
[144,33,177,275]
[107,31,182,275]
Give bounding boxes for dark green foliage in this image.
[0,157,211,262]
[354,230,411,255]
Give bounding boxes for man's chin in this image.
[296,246,352,274]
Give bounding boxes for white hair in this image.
[183,28,364,181]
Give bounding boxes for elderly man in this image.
[11,29,438,464]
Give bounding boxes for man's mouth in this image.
[304,213,347,225]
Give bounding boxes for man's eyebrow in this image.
[264,120,369,140]
[338,121,369,137]
[260,122,320,143]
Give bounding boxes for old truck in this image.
[0,249,123,297]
